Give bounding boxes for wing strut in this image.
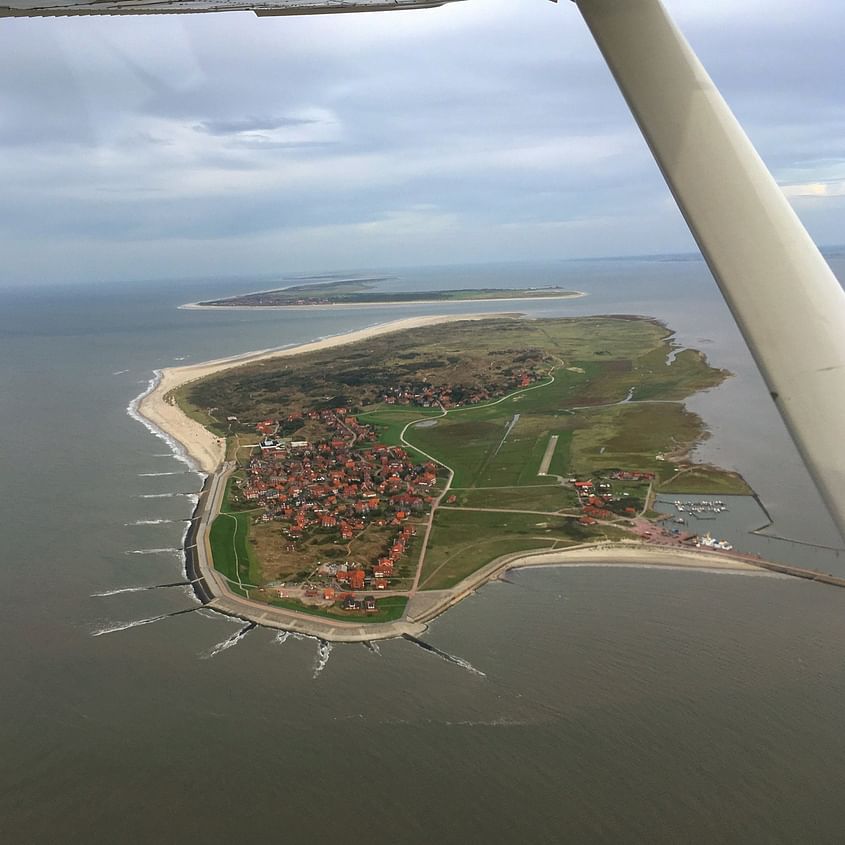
[575,0,845,540]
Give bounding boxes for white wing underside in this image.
[0,0,462,17]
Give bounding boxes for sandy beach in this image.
[136,313,509,474]
[501,543,766,573]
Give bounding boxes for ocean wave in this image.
[92,581,191,597]
[402,635,486,677]
[195,608,243,624]
[202,623,256,659]
[126,548,180,555]
[137,471,185,477]
[313,639,333,677]
[112,369,129,375]
[127,372,205,477]
[91,586,150,597]
[142,492,197,499]
[183,584,202,603]
[91,613,169,636]
[125,519,181,526]
[91,607,197,636]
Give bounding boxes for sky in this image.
[1,0,844,285]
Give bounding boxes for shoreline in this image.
[135,313,509,475]
[188,534,802,642]
[130,313,834,642]
[179,291,588,311]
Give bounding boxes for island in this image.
[135,313,807,641]
[190,277,585,308]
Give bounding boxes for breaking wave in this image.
[127,371,204,477]
[125,519,183,526]
[92,586,149,597]
[402,634,486,677]
[92,615,169,636]
[92,581,191,597]
[202,623,256,659]
[126,547,180,555]
[313,639,333,677]
[91,608,197,637]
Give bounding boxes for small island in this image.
[137,314,788,641]
[191,277,585,308]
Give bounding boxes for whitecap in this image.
[127,372,206,477]
[202,623,256,659]
[91,614,168,636]
[91,586,149,597]
[313,640,333,678]
[125,519,179,526]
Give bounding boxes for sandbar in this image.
[180,291,587,311]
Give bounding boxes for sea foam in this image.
[127,371,205,477]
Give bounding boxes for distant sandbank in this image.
[136,313,512,475]
[179,291,587,311]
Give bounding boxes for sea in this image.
[2,255,845,843]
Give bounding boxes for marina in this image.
[669,499,728,519]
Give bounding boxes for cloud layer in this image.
[1,0,843,284]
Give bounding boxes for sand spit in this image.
[180,292,587,311]
[136,314,510,475]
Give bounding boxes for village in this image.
[228,365,547,612]
[180,315,765,625]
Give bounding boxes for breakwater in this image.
[183,476,214,605]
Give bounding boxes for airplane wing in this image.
[0,0,463,17]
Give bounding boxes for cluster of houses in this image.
[608,470,656,482]
[572,474,648,524]
[380,367,544,410]
[236,407,439,591]
[315,522,417,592]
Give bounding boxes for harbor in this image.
[654,493,844,572]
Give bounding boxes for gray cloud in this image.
[195,115,320,135]
[0,0,843,285]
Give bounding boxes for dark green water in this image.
[2,258,844,843]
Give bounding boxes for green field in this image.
[400,356,717,492]
[209,512,259,595]
[449,485,579,512]
[357,405,442,462]
[658,467,752,495]
[419,509,629,590]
